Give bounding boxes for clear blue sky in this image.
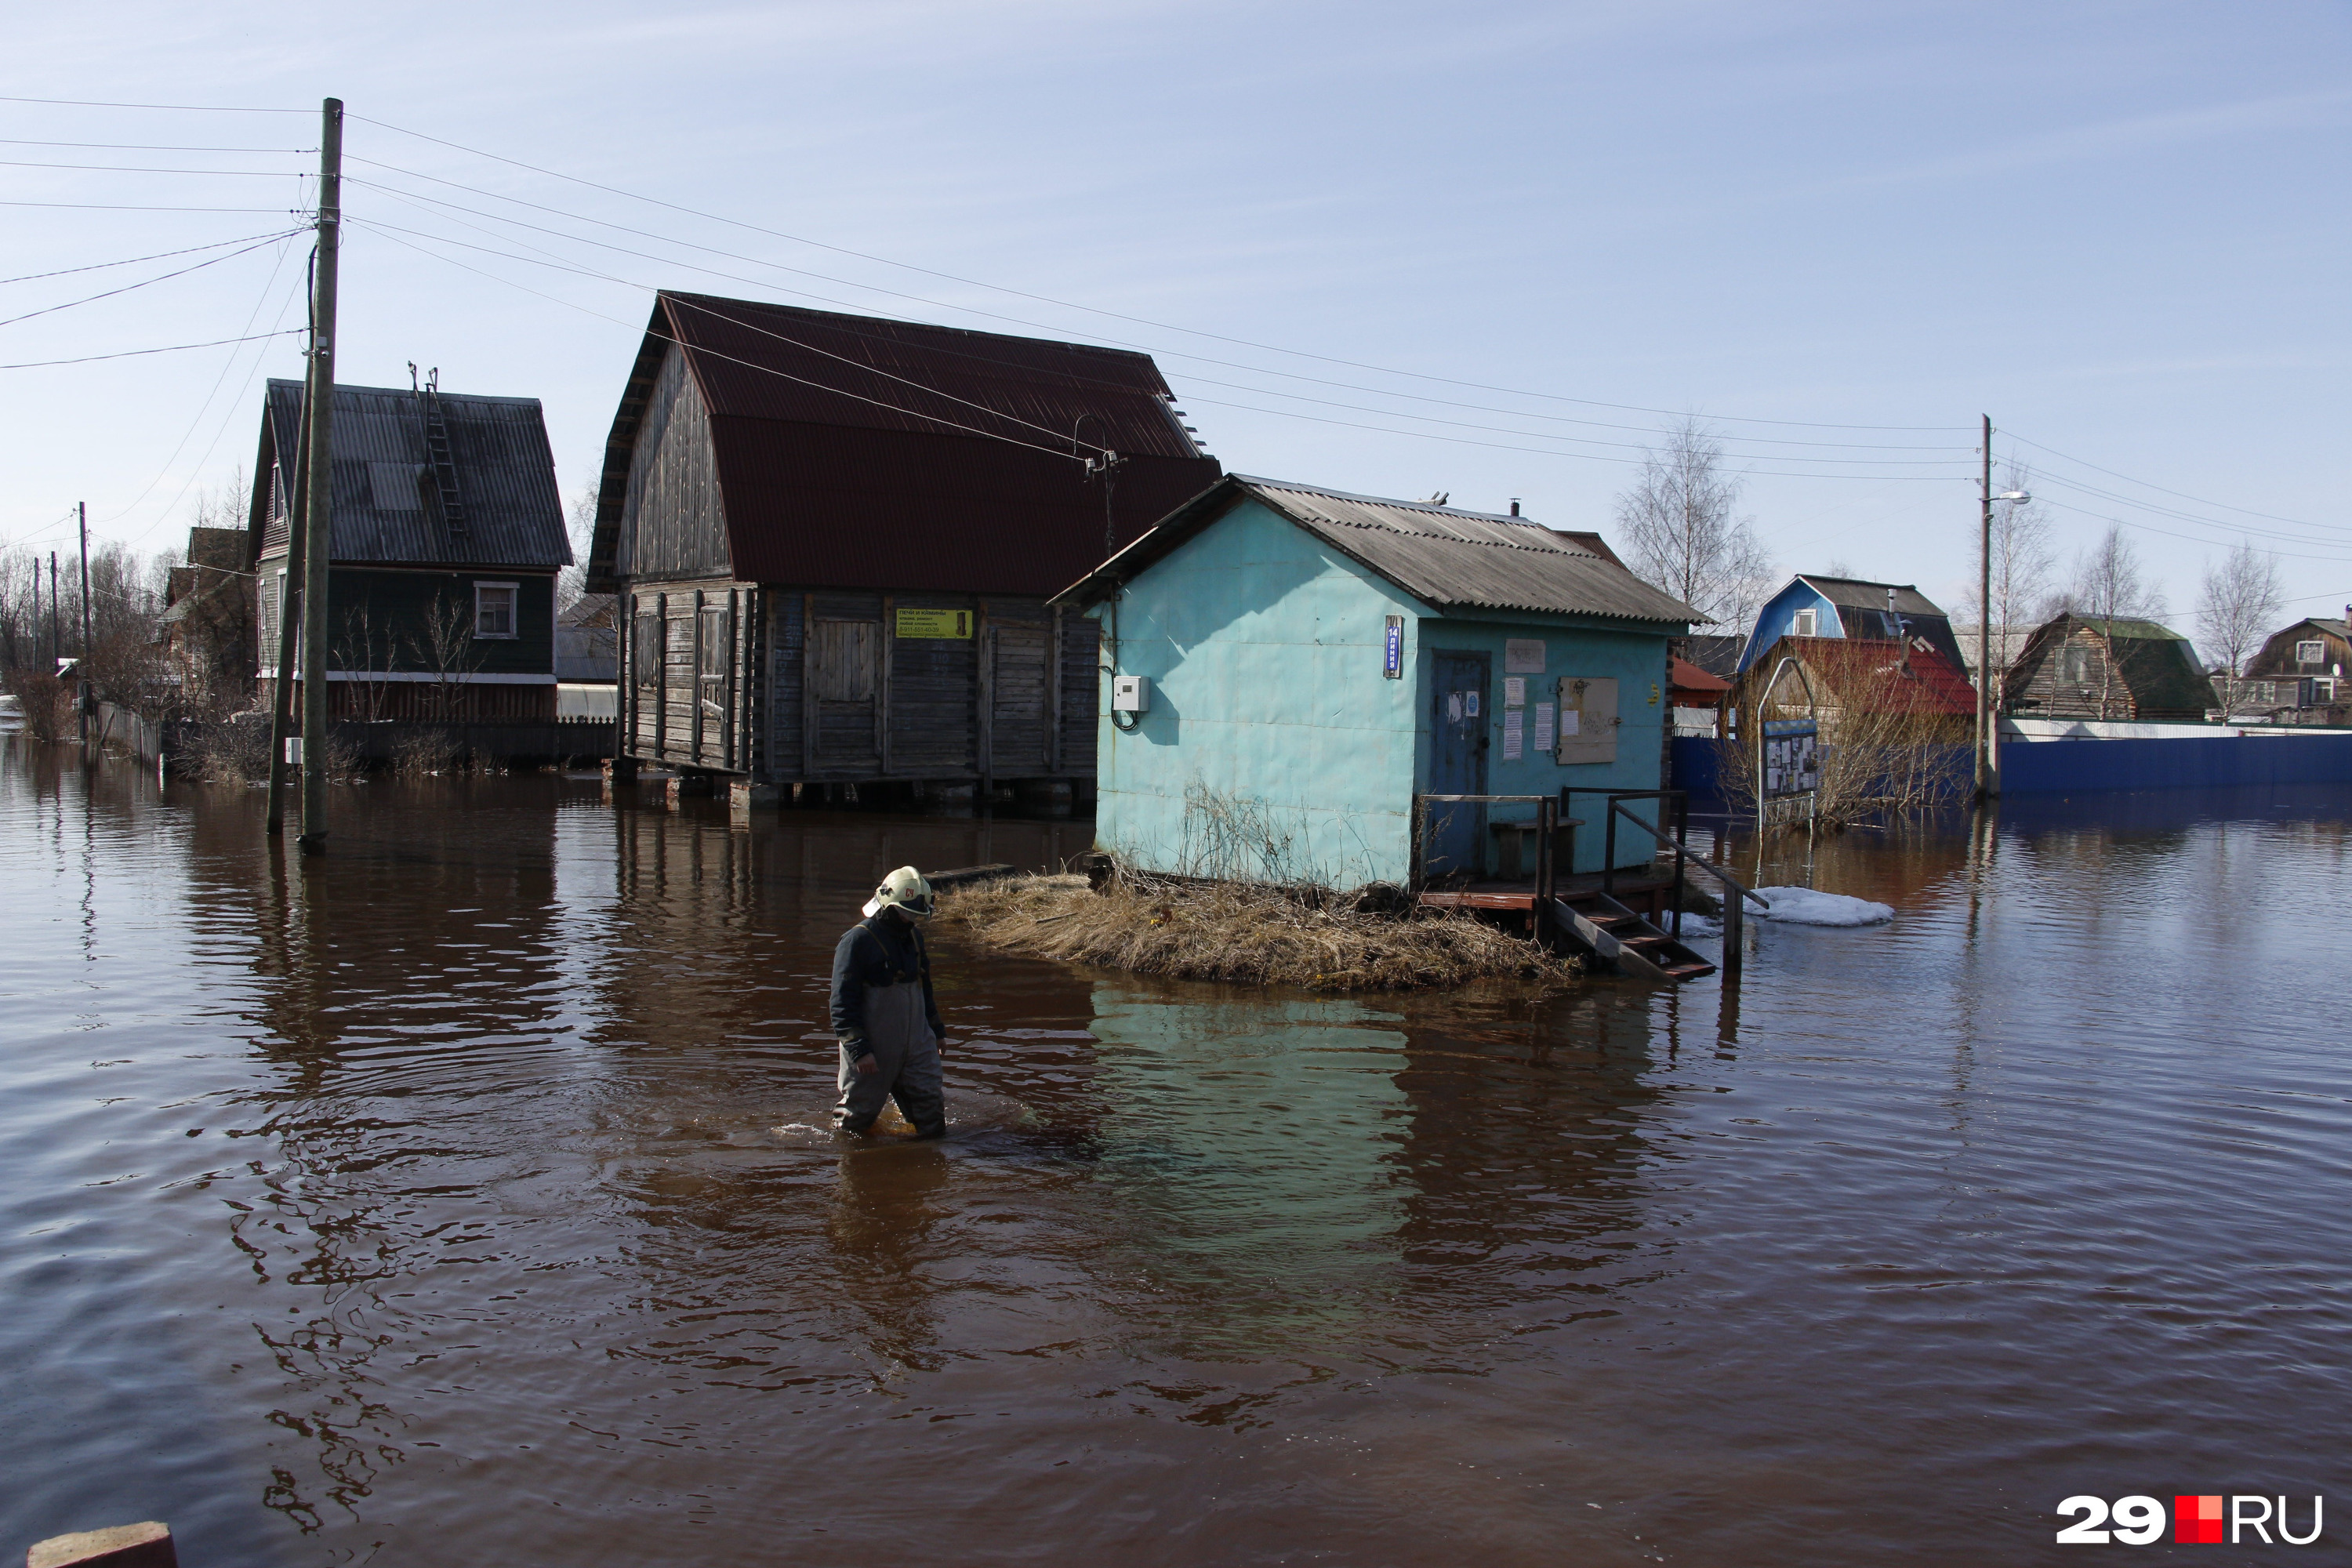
[4,1,2346,622]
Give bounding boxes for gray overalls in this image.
[828,915,946,1136]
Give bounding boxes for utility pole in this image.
[48,552,59,668]
[76,502,91,747]
[1973,413,1996,800]
[296,96,342,855]
[264,301,314,833]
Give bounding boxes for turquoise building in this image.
[1052,477,1699,887]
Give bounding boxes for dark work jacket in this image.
[829,913,943,1061]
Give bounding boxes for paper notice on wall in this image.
[1560,707,1580,737]
[1505,639,1546,673]
[1465,690,1480,717]
[1534,700,1554,754]
[1502,706,1524,760]
[1504,677,1526,707]
[1448,692,1462,723]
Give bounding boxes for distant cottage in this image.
[582,292,1221,795]
[2240,612,2350,711]
[1738,574,1969,675]
[2001,615,2218,723]
[1051,477,1700,887]
[246,378,572,720]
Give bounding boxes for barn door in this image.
[989,623,1050,775]
[811,617,879,770]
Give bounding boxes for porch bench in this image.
[1488,818,1581,880]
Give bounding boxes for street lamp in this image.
[1975,412,2031,803]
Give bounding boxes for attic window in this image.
[474,582,518,639]
[1793,608,1817,637]
[2296,639,2325,665]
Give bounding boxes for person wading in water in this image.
[829,866,947,1138]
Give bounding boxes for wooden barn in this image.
[2001,615,2219,722]
[581,292,1221,797]
[2239,612,2350,710]
[248,376,572,720]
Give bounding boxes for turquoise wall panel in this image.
[1093,498,1681,884]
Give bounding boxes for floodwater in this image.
[3,743,2348,1566]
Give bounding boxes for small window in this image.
[474,582,517,639]
[2058,644,2092,687]
[633,612,661,687]
[2296,639,2325,666]
[1792,608,1817,637]
[699,605,731,680]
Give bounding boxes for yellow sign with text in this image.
[896,607,974,639]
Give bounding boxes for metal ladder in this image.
[420,386,468,538]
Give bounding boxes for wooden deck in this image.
[1417,870,1679,916]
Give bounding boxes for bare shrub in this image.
[4,668,67,741]
[1719,648,1970,830]
[192,720,271,784]
[391,728,459,778]
[938,869,1579,993]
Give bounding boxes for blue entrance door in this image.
[1425,650,1490,878]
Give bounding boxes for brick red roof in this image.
[1747,635,1977,715]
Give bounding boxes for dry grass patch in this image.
[938,872,1579,993]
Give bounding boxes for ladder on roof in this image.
[420,386,469,539]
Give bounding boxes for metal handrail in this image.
[1411,793,1560,899]
[1563,786,1769,978]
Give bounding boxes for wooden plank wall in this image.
[614,344,731,583]
[622,579,754,771]
[759,589,1099,785]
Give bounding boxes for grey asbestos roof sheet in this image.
[1240,478,1702,623]
[1797,574,1948,619]
[263,379,570,569]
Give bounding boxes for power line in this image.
[345,116,1973,435]
[353,156,1969,458]
[2023,466,2350,552]
[0,228,302,286]
[2037,496,2352,565]
[0,137,312,154]
[0,328,303,371]
[0,158,305,176]
[0,95,306,113]
[0,199,303,213]
[0,234,294,330]
[2005,430,2331,534]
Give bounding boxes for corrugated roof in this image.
[1796,574,1949,619]
[1055,475,1701,626]
[258,379,569,569]
[584,294,1220,594]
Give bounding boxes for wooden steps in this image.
[1551,891,1716,984]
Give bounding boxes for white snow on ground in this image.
[1742,886,1894,926]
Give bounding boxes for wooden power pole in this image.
[1973,413,1997,800]
[296,96,343,855]
[76,502,91,747]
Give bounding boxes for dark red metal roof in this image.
[1749,635,1977,715]
[586,293,1221,593]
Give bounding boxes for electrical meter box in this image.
[1111,675,1151,713]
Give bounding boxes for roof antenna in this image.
[408,361,419,392]
[427,366,440,393]
[1418,491,1449,506]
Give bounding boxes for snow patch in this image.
[1742,886,1894,926]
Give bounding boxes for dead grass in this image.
[937,871,1579,993]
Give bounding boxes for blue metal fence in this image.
[1671,731,2352,800]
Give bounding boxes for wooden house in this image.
[247,378,572,720]
[1051,476,1700,884]
[158,525,256,715]
[1730,634,1976,741]
[2240,612,2350,710]
[580,292,1221,795]
[1737,574,1968,676]
[2001,615,2219,722]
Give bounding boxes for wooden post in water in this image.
[296,96,343,855]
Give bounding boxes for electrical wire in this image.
[0,95,307,113]
[347,155,1974,457]
[0,200,303,213]
[2036,496,2352,564]
[0,328,302,371]
[0,158,305,176]
[0,229,303,287]
[0,138,312,154]
[2005,430,2332,534]
[343,123,1973,434]
[0,234,296,330]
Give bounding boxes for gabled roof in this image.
[2004,614,2218,715]
[584,292,1221,594]
[253,379,569,570]
[1053,474,1701,626]
[1742,635,1976,716]
[1792,574,1950,619]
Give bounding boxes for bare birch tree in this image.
[1614,418,1773,637]
[2195,540,2284,714]
[2059,525,2168,717]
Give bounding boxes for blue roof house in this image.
[1051,477,1700,888]
[1737,573,1970,677]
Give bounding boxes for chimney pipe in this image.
[1508,498,1520,517]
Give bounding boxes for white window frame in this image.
[474,580,520,640]
[1792,608,1817,637]
[2296,639,2325,665]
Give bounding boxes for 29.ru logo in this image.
[2056,1495,2323,1545]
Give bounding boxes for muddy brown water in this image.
[3,744,2348,1565]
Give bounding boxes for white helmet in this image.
[862,865,935,919]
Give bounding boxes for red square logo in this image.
[2175,1495,2224,1544]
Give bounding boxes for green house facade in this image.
[1053,477,1700,888]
